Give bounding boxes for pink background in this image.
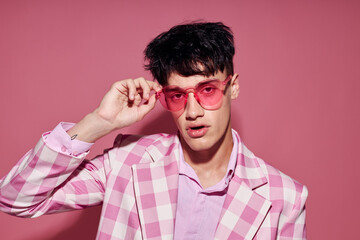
[0,0,359,239]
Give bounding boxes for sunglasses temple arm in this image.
[155,91,162,99]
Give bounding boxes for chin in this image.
[181,136,216,152]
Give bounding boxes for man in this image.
[0,22,307,239]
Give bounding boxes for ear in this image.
[230,74,240,99]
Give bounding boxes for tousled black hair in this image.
[144,22,235,85]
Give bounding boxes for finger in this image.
[135,77,162,92]
[148,81,162,92]
[134,77,151,101]
[133,92,143,106]
[123,79,137,101]
[138,94,157,119]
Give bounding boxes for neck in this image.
[180,125,234,174]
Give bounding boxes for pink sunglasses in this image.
[156,75,232,113]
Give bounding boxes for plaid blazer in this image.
[0,130,307,240]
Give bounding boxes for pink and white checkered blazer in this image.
[0,130,307,239]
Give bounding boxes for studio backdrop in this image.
[0,0,359,239]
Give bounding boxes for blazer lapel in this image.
[132,135,180,240]
[215,134,272,240]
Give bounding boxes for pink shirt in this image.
[45,123,238,239]
[174,133,238,239]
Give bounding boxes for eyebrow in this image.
[166,78,221,89]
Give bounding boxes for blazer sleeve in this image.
[278,185,308,240]
[0,137,109,218]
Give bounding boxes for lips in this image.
[186,124,209,138]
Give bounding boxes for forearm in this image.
[0,138,83,214]
[66,112,115,143]
[0,77,159,216]
[0,136,107,217]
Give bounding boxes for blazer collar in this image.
[232,129,268,190]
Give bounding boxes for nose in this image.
[185,93,204,119]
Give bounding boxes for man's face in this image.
[167,71,239,153]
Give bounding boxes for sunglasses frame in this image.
[156,75,232,113]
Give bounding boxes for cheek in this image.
[171,112,184,130]
[213,109,229,128]
[171,111,183,120]
[214,100,232,126]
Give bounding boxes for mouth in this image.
[186,125,209,138]
[189,125,205,130]
[187,123,208,130]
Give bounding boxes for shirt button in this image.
[61,146,67,152]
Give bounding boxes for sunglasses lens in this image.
[159,90,186,112]
[196,82,223,109]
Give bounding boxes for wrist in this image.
[67,113,115,143]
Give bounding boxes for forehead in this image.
[167,71,227,87]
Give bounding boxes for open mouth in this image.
[190,126,205,130]
[186,125,209,137]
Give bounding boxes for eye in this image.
[167,92,186,102]
[203,87,215,93]
[199,85,217,95]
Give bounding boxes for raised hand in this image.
[67,77,162,143]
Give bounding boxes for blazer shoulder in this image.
[249,150,308,205]
[239,142,306,192]
[105,133,177,165]
[112,133,177,149]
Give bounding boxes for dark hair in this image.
[144,22,235,85]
